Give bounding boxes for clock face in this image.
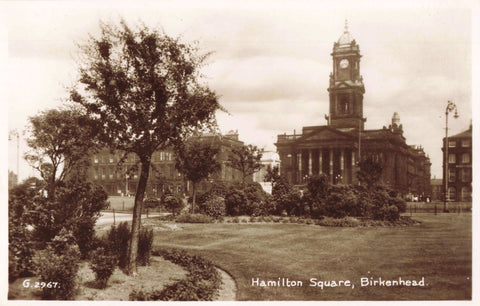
[340,59,349,69]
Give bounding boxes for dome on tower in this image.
[392,112,400,125]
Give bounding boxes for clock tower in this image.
[327,21,366,130]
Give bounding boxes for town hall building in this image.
[275,24,431,197]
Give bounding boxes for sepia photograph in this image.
[2,0,477,303]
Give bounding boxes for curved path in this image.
[215,267,237,301]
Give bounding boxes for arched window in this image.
[448,187,456,202]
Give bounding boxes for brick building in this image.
[442,124,472,202]
[275,24,431,197]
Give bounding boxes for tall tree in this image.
[24,108,97,199]
[175,137,220,213]
[228,144,263,190]
[70,20,221,274]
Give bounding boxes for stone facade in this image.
[275,24,431,197]
[87,131,248,197]
[442,125,472,202]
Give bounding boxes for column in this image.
[319,150,323,175]
[340,149,345,183]
[308,150,312,176]
[298,152,302,183]
[329,149,333,183]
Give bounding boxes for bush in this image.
[105,221,131,269]
[232,216,240,223]
[131,249,222,301]
[144,198,161,209]
[199,195,226,219]
[225,188,247,216]
[34,231,81,300]
[163,195,184,217]
[317,217,361,227]
[89,247,117,288]
[175,213,214,223]
[137,227,154,266]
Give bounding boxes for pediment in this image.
[298,127,354,143]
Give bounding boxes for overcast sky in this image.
[2,0,477,181]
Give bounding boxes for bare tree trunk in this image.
[126,159,150,275]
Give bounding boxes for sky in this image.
[2,0,477,182]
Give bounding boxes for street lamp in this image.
[444,100,459,212]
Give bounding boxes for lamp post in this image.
[444,100,458,212]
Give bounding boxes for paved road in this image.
[96,212,168,226]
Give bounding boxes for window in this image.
[448,187,456,201]
[461,187,471,201]
[462,140,470,147]
[448,168,456,182]
[462,153,470,164]
[461,168,471,182]
[448,140,456,147]
[93,167,98,180]
[101,167,106,180]
[448,154,456,163]
[109,155,114,163]
[93,155,98,163]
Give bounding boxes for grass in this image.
[152,213,471,300]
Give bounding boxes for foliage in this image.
[8,179,44,281]
[129,249,222,301]
[228,144,263,189]
[175,137,221,213]
[24,108,97,198]
[105,221,131,269]
[175,213,214,223]
[224,188,247,216]
[303,174,330,218]
[357,157,383,190]
[163,194,184,217]
[8,177,108,259]
[89,247,117,288]
[33,230,81,300]
[144,198,161,209]
[324,185,362,218]
[70,19,222,274]
[137,227,154,266]
[317,216,362,227]
[198,195,226,219]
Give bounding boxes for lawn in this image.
[152,213,471,301]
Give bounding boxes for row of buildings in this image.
[86,24,471,202]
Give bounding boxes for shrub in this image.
[241,218,247,223]
[137,227,154,266]
[232,216,240,223]
[131,249,222,301]
[34,231,81,300]
[175,213,214,223]
[317,217,361,227]
[199,195,226,219]
[163,195,184,217]
[89,247,117,288]
[105,221,131,269]
[144,198,161,209]
[225,188,247,216]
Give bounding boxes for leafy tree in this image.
[228,144,263,190]
[70,20,221,274]
[24,108,97,199]
[163,194,184,217]
[175,137,220,213]
[357,156,383,190]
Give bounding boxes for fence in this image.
[405,201,472,214]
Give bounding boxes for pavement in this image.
[96,211,169,226]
